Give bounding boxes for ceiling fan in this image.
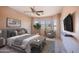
[24,7,44,16]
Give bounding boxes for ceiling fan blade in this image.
[36,12,40,16]
[36,11,43,12]
[36,11,44,15]
[30,7,35,12]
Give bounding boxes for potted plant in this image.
[33,23,41,34]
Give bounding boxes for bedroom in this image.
[0,0,79,59]
[3,6,79,53]
[1,6,79,53]
[0,6,62,53]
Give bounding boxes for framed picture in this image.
[6,18,21,27]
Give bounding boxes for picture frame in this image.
[6,18,21,27]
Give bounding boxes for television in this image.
[64,14,73,32]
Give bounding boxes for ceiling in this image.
[9,6,63,17]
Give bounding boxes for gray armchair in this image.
[46,30,56,38]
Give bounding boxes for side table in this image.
[0,37,6,48]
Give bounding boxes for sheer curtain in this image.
[33,17,56,36]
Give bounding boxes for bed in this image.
[7,33,46,53]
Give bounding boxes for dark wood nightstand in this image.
[0,37,6,48]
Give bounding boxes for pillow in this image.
[7,30,16,38]
[21,28,28,33]
[10,31,16,37]
[19,28,28,35]
[14,30,18,35]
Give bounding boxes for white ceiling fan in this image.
[24,7,44,16]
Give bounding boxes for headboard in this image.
[0,28,28,38]
[7,29,16,38]
[7,28,28,38]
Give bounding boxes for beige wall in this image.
[60,7,79,52]
[0,6,32,33]
[61,6,79,39]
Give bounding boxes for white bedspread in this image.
[7,33,42,53]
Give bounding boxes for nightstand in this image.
[0,37,6,48]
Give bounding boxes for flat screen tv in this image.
[64,14,73,32]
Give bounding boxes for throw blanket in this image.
[13,34,35,46]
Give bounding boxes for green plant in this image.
[33,23,41,33]
[33,23,41,30]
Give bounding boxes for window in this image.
[33,18,56,35]
[53,20,57,31]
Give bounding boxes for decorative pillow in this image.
[18,28,28,35]
[14,30,18,35]
[7,30,16,38]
